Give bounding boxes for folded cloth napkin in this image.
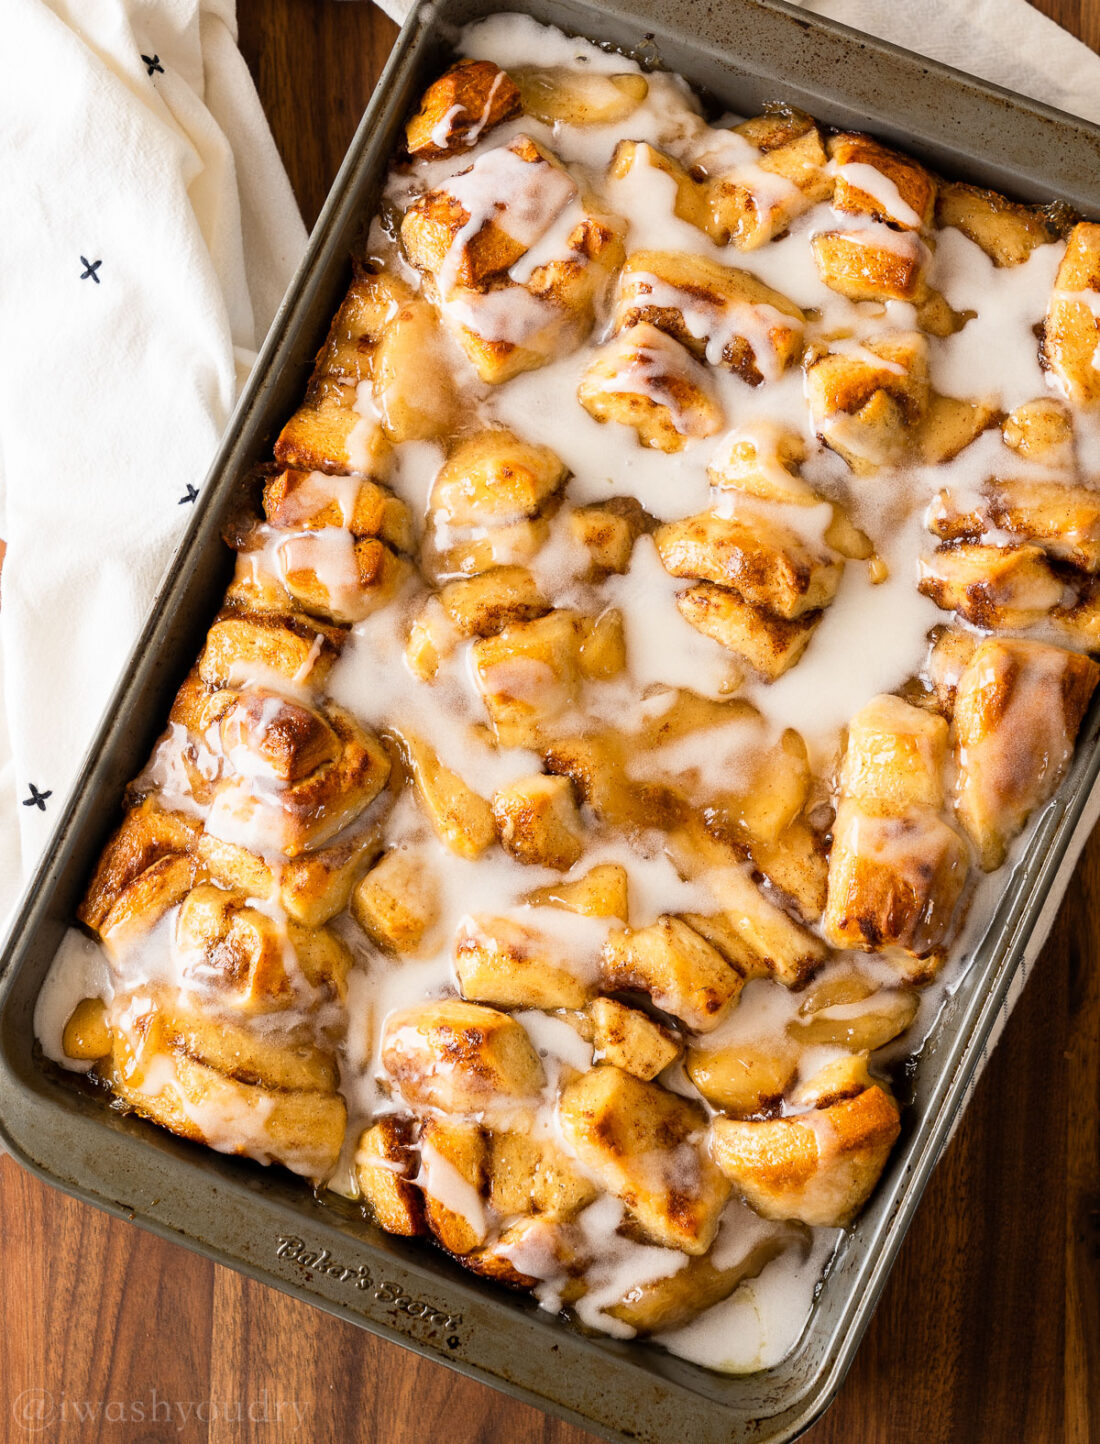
[0,0,307,924]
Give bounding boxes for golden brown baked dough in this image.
[56,28,1100,1350]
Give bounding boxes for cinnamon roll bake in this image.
[38,13,1100,1372]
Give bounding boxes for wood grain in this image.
[2,2,1098,1440]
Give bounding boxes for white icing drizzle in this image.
[417,1138,489,1240]
[437,141,577,296]
[835,161,924,229]
[622,270,794,380]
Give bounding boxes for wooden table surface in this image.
[3,2,1099,1439]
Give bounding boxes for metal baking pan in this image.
[3,1,1100,1439]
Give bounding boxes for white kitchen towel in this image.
[0,0,308,923]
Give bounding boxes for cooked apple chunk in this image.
[614,250,805,384]
[492,773,585,870]
[711,1071,901,1226]
[600,916,743,1032]
[351,849,440,954]
[918,393,999,465]
[62,998,110,1062]
[525,862,630,920]
[713,729,812,846]
[405,59,521,159]
[396,731,497,860]
[578,609,627,679]
[824,799,968,974]
[805,332,930,473]
[605,1227,803,1334]
[842,694,949,812]
[1002,397,1076,466]
[544,732,658,831]
[917,543,1066,630]
[1043,222,1100,405]
[952,638,1099,869]
[291,925,355,1009]
[558,1066,731,1253]
[578,323,723,452]
[588,997,681,1081]
[707,422,816,505]
[789,972,918,1051]
[382,1000,545,1115]
[792,1052,879,1109]
[936,181,1066,266]
[512,65,648,125]
[685,1037,799,1115]
[655,510,842,620]
[630,687,758,749]
[455,914,594,1010]
[675,583,823,680]
[355,1117,424,1236]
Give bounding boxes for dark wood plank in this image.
[206,1269,581,1444]
[236,0,399,230]
[2,3,1098,1441]
[0,1153,216,1441]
